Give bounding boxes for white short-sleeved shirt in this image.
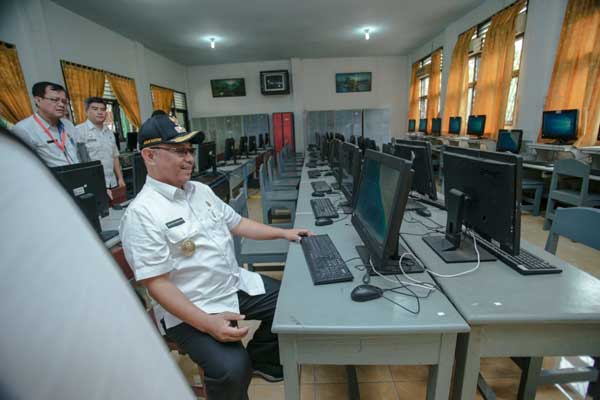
[76,120,119,187]
[120,176,265,331]
[12,113,79,167]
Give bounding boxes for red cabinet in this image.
[272,112,294,153]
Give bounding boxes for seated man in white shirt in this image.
[76,97,125,196]
[120,115,310,400]
[12,81,80,167]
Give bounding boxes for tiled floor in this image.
[173,188,598,399]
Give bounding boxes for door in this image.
[272,112,294,153]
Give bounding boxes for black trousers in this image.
[165,275,281,400]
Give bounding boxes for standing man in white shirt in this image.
[76,97,125,194]
[12,82,80,167]
[120,114,310,400]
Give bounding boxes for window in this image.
[172,91,190,131]
[419,77,429,119]
[466,2,527,125]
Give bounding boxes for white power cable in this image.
[425,230,481,278]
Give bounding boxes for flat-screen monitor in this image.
[223,138,236,164]
[320,136,330,161]
[431,118,442,136]
[334,133,345,142]
[351,149,415,271]
[496,129,523,154]
[258,133,264,148]
[423,147,522,262]
[541,109,578,143]
[449,117,462,135]
[393,141,437,201]
[349,135,356,145]
[197,141,216,174]
[264,132,270,146]
[238,136,248,157]
[340,142,362,207]
[365,138,377,151]
[126,132,138,152]
[467,115,486,137]
[329,139,342,180]
[408,119,416,132]
[51,161,109,218]
[132,152,147,197]
[249,136,257,153]
[418,118,427,133]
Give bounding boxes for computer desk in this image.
[101,206,126,248]
[399,206,600,400]
[523,162,600,182]
[273,165,470,400]
[218,151,266,197]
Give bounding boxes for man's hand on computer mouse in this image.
[283,228,313,242]
[205,312,249,342]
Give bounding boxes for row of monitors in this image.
[319,136,522,272]
[408,109,580,142]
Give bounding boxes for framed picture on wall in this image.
[260,70,290,95]
[211,78,246,97]
[335,72,372,93]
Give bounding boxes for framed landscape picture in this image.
[335,72,372,93]
[211,78,246,97]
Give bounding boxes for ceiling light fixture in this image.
[210,38,216,49]
[364,29,370,41]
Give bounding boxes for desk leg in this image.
[516,357,543,400]
[452,330,482,400]
[279,335,300,400]
[427,333,457,400]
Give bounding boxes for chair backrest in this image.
[545,207,600,254]
[267,157,276,180]
[259,163,272,192]
[550,159,592,200]
[229,189,249,264]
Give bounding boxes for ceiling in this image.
[52,0,485,66]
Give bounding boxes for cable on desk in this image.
[424,230,481,278]
[331,214,350,224]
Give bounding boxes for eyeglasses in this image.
[43,97,69,105]
[150,146,196,157]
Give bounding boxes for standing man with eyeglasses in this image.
[12,82,80,167]
[120,114,311,400]
[76,97,125,197]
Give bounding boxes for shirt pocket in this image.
[164,224,200,257]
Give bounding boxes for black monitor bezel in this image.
[496,129,523,154]
[340,142,362,205]
[431,118,442,135]
[393,141,438,201]
[467,115,486,137]
[541,109,579,142]
[197,141,216,173]
[224,137,235,161]
[351,149,413,268]
[408,119,416,132]
[448,116,462,135]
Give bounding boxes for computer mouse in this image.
[312,192,325,197]
[415,208,431,217]
[351,284,383,302]
[314,218,333,226]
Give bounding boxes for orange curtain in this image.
[540,0,600,147]
[107,74,141,128]
[472,0,524,140]
[426,49,443,123]
[442,27,476,136]
[0,44,33,124]
[62,63,105,124]
[407,62,420,127]
[151,85,174,114]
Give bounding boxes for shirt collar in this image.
[35,112,64,131]
[145,175,195,201]
[86,119,105,132]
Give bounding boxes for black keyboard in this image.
[306,163,317,168]
[316,161,328,166]
[311,181,332,193]
[342,182,353,194]
[308,170,321,179]
[479,240,562,275]
[524,160,553,167]
[301,235,353,285]
[310,198,339,219]
[331,183,340,190]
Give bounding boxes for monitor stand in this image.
[355,245,424,275]
[422,188,495,263]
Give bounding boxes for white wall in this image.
[0,0,189,124]
[187,56,407,150]
[407,0,568,143]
